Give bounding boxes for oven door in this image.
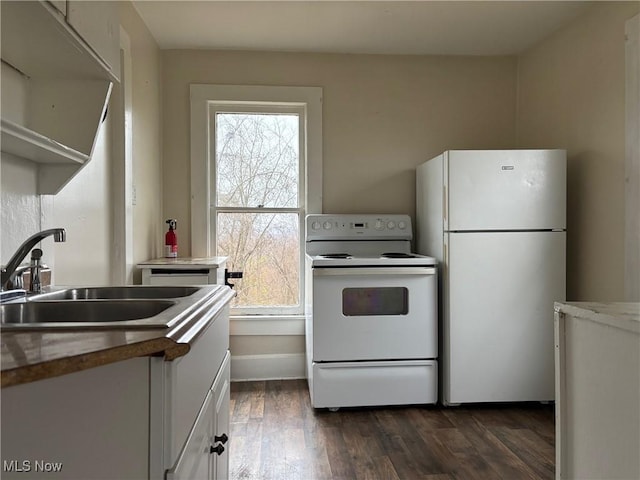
[312,266,437,361]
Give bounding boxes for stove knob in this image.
[323,221,333,230]
[387,221,396,230]
[398,221,407,230]
[311,221,321,230]
[375,220,385,230]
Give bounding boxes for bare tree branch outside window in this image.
[215,113,300,309]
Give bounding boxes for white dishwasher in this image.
[137,257,228,286]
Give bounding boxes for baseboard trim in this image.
[231,353,306,381]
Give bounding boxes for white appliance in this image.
[305,214,438,409]
[416,149,566,406]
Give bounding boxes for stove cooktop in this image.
[381,252,420,259]
[319,252,421,259]
[320,253,352,259]
[310,252,436,267]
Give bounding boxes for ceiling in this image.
[132,1,593,56]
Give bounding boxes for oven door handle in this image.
[313,267,436,276]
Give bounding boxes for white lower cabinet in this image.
[167,353,231,480]
[554,303,640,480]
[1,305,231,480]
[169,390,215,480]
[212,356,231,480]
[1,358,152,479]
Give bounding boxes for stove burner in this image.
[381,252,418,259]
[321,253,352,259]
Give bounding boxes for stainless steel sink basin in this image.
[29,286,200,301]
[1,300,175,326]
[0,285,226,330]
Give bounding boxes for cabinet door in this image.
[66,0,120,80]
[166,391,214,480]
[212,353,231,480]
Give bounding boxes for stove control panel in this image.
[306,214,412,240]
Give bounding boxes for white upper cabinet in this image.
[67,1,121,81]
[0,0,119,194]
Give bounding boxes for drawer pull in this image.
[214,433,229,445]
[210,444,225,456]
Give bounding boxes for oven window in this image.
[342,287,409,316]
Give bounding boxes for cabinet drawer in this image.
[312,360,438,408]
[148,275,209,286]
[165,305,230,464]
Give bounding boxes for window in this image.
[190,85,322,317]
[213,109,303,313]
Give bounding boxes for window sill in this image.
[230,315,305,336]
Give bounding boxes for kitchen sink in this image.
[0,285,226,330]
[1,300,175,326]
[29,286,200,301]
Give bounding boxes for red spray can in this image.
[165,219,178,258]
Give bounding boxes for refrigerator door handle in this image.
[443,185,447,222]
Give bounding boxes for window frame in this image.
[190,84,323,316]
[212,105,305,315]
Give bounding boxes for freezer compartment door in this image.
[447,150,566,231]
[444,231,565,405]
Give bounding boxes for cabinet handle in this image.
[214,433,229,445]
[210,444,225,456]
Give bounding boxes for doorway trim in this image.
[110,26,134,285]
[625,13,639,301]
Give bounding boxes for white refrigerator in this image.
[416,149,566,405]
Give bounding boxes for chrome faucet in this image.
[1,228,66,291]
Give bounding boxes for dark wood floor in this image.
[229,380,555,480]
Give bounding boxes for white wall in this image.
[46,116,113,285]
[0,62,45,270]
[119,2,164,281]
[625,13,640,301]
[0,155,41,263]
[162,50,518,255]
[1,110,115,286]
[517,1,640,301]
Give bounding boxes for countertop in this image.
[137,256,228,269]
[1,285,235,388]
[554,301,640,334]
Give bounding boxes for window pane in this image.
[215,113,299,208]
[217,212,300,308]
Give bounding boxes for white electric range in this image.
[305,214,438,410]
